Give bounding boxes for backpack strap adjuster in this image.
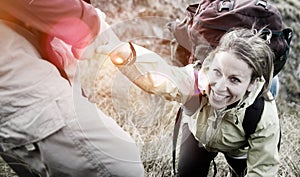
[218,0,235,12]
[255,0,270,10]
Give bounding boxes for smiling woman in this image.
[205,51,255,109]
[106,27,280,177]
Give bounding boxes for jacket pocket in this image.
[0,100,66,151]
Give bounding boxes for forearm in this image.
[116,44,196,103]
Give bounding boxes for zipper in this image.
[206,109,225,148]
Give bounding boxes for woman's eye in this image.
[230,77,241,84]
[213,69,222,77]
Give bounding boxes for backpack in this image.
[170,0,288,175]
[169,0,293,76]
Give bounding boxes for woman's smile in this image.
[211,90,228,102]
[206,51,255,109]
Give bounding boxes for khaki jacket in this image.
[115,44,280,177]
[0,0,101,151]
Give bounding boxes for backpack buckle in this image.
[218,0,235,12]
[255,0,270,9]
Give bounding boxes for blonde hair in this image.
[205,28,274,99]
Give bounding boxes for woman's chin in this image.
[209,94,227,109]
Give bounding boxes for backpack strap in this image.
[242,96,282,150]
[172,107,183,176]
[242,97,264,139]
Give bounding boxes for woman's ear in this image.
[247,78,259,92]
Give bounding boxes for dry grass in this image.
[79,55,180,176]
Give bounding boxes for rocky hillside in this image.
[272,0,300,105]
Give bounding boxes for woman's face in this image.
[207,51,255,109]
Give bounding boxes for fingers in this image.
[109,42,136,67]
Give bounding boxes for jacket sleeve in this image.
[0,0,100,59]
[115,44,196,104]
[246,101,280,177]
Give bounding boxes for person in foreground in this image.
[0,0,144,176]
[108,28,280,177]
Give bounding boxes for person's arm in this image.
[246,102,280,177]
[0,0,100,59]
[107,42,197,104]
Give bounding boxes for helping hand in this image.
[108,42,136,67]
